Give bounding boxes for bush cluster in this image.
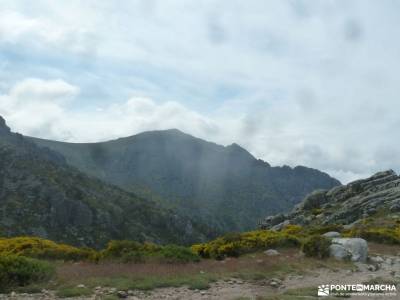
[0,237,97,261]
[191,227,302,260]
[301,235,331,259]
[0,255,54,292]
[101,240,199,263]
[345,226,400,244]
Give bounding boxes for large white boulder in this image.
[329,238,368,263]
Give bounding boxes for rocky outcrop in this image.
[260,170,400,229]
[329,238,368,262]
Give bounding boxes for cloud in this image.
[0,78,79,137]
[0,1,400,183]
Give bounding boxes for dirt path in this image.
[141,259,400,300]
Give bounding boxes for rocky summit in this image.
[260,170,400,230]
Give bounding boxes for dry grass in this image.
[56,248,351,287]
[57,249,299,281]
[368,242,400,256]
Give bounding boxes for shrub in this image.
[346,226,400,244]
[101,240,144,258]
[158,245,200,263]
[302,235,331,259]
[101,240,199,263]
[121,251,145,263]
[192,229,301,259]
[0,255,54,292]
[311,208,324,216]
[306,225,343,235]
[283,225,304,235]
[0,237,97,262]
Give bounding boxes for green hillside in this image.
[0,117,211,247]
[29,129,340,233]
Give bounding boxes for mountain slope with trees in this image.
[30,129,340,233]
[0,117,210,247]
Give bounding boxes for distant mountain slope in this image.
[0,117,210,247]
[260,170,400,230]
[30,129,340,232]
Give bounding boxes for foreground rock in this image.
[329,238,368,262]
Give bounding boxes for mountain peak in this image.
[0,116,11,134]
[225,143,255,161]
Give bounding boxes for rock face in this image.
[260,170,400,229]
[329,238,368,262]
[0,116,209,247]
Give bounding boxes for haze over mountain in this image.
[30,129,340,233]
[0,116,210,247]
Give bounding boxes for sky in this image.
[0,0,399,183]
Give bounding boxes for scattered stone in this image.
[369,256,384,264]
[117,290,128,298]
[385,258,393,265]
[323,231,341,238]
[269,278,282,288]
[270,281,280,288]
[367,264,377,271]
[264,249,280,256]
[235,279,244,284]
[10,292,16,298]
[76,284,86,288]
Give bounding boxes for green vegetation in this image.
[30,127,339,236]
[0,237,97,261]
[101,240,200,263]
[344,225,400,244]
[192,227,301,259]
[0,255,54,292]
[67,274,215,291]
[301,236,331,259]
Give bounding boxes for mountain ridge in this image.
[28,126,340,233]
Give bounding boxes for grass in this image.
[36,248,351,295]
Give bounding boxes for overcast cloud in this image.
[0,0,399,183]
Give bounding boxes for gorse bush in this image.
[192,228,302,259]
[301,235,331,259]
[101,240,199,263]
[0,255,54,292]
[0,237,97,261]
[345,226,400,244]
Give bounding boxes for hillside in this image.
[29,130,340,233]
[0,117,210,247]
[260,170,400,231]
